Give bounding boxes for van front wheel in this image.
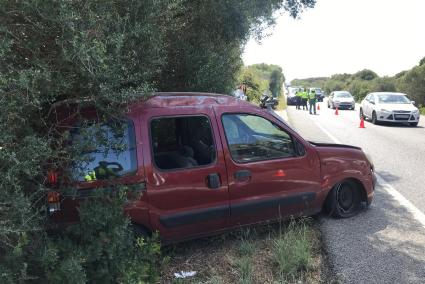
[326,180,361,218]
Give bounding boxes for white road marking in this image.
[312,120,343,144]
[310,116,425,228]
[375,175,425,228]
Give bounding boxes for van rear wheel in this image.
[132,223,151,239]
[326,180,361,218]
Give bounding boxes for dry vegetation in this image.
[160,218,328,284]
[276,95,288,111]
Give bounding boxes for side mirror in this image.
[411,100,416,105]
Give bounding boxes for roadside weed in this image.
[238,229,256,257]
[235,256,254,284]
[273,219,313,279]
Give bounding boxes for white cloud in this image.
[243,0,425,82]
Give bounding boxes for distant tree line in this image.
[291,57,425,110]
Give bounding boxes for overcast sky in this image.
[242,0,425,82]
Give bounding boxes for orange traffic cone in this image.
[359,117,365,128]
[335,107,339,115]
[317,104,320,111]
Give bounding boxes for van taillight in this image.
[47,170,58,185]
[47,191,60,214]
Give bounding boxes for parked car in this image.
[286,86,303,105]
[328,91,355,110]
[360,92,420,126]
[309,87,324,102]
[48,92,375,242]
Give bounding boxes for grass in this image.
[420,106,425,115]
[273,220,313,281]
[160,218,324,284]
[238,228,256,257]
[235,256,254,284]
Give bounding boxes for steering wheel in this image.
[106,161,123,171]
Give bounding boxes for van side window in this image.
[222,114,295,163]
[151,116,216,170]
[71,120,137,181]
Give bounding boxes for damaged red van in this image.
[48,92,375,242]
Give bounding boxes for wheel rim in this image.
[336,182,355,213]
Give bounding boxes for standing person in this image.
[295,90,302,109]
[301,89,309,110]
[309,89,317,115]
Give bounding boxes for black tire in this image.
[359,108,365,120]
[326,180,362,218]
[327,102,330,108]
[132,223,151,239]
[371,111,379,125]
[410,122,418,127]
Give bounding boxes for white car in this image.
[328,91,355,110]
[360,92,420,126]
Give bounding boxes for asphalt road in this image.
[279,100,425,284]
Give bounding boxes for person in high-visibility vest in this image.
[308,89,317,115]
[94,161,123,180]
[295,90,303,110]
[301,90,309,110]
[84,170,96,181]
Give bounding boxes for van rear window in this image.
[70,120,137,181]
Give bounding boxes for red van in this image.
[48,93,375,242]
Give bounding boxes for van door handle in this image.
[234,170,251,181]
[206,173,221,189]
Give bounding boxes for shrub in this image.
[0,1,315,282]
[43,190,161,284]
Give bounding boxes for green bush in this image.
[237,64,285,102]
[397,64,425,106]
[43,190,161,284]
[1,1,162,281]
[0,1,315,282]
